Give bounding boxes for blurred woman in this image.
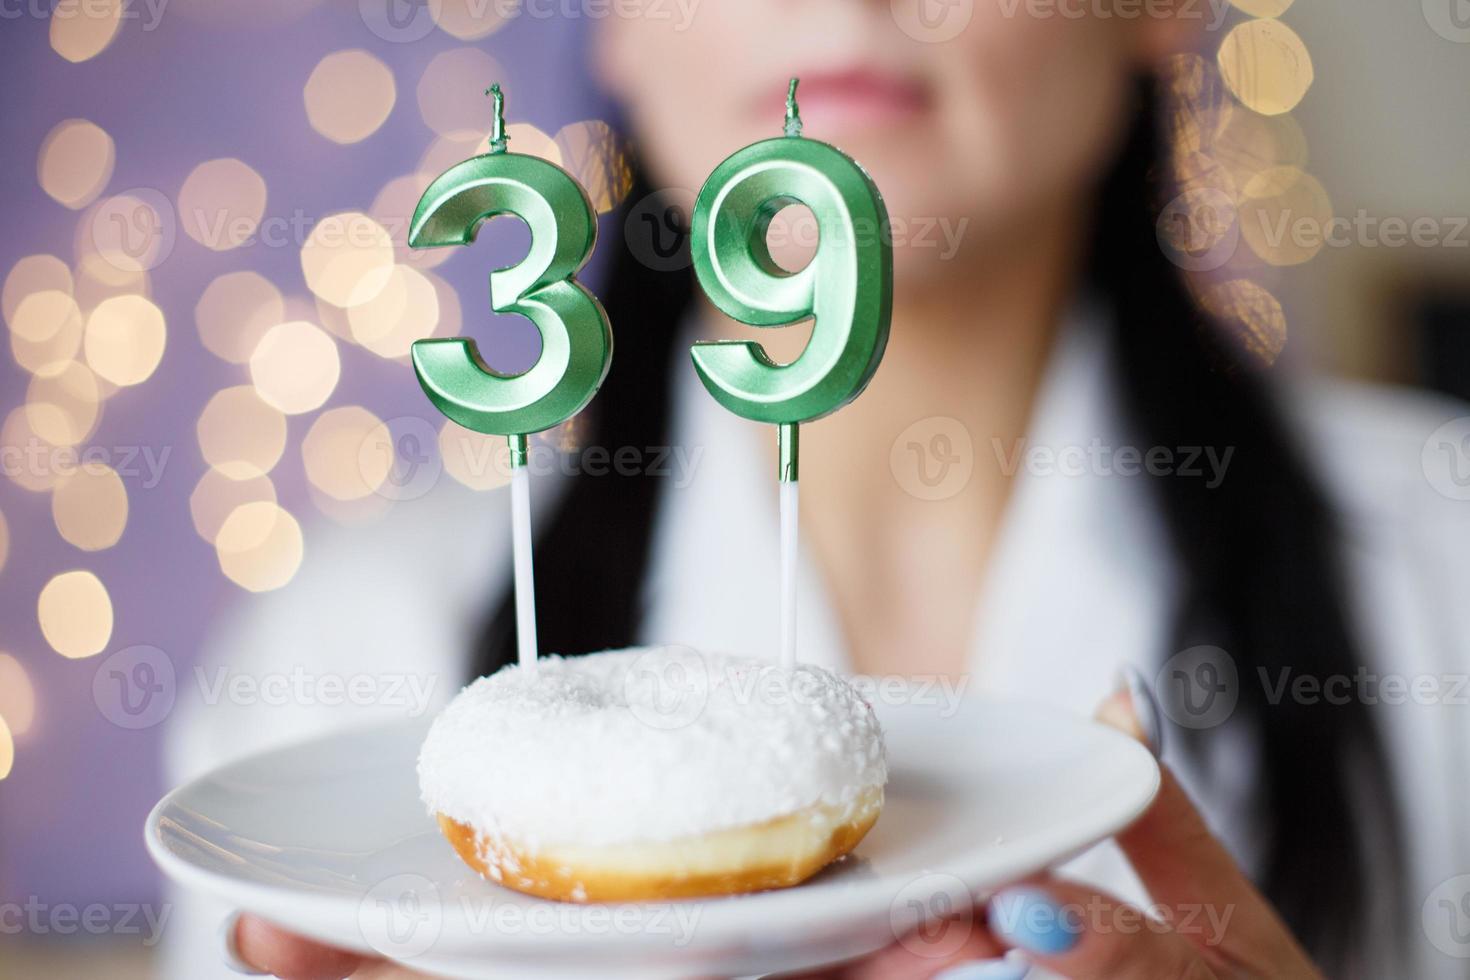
[169,1,1470,977]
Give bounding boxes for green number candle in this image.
[689,78,894,667]
[408,85,614,670]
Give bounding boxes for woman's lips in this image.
[772,70,932,132]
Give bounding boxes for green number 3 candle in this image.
[408,85,613,670]
[690,79,894,667]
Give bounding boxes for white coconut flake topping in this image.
[417,648,887,849]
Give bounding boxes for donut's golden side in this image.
[436,786,883,902]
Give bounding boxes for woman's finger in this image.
[232,914,371,980]
[1096,678,1318,972]
[987,879,1221,980]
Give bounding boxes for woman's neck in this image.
[696,198,1088,677]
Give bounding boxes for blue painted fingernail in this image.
[988,888,1081,956]
[932,954,1030,980]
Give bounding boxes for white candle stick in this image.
[780,478,799,670]
[510,463,538,671]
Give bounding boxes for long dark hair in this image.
[475,79,1402,970]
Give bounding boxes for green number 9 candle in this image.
[690,79,894,667]
[409,85,613,670]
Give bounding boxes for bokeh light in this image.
[1201,279,1288,365]
[3,254,74,326]
[439,420,512,490]
[190,470,277,543]
[38,570,114,659]
[0,654,36,737]
[300,211,395,308]
[0,715,11,781]
[215,501,304,592]
[1238,166,1333,266]
[2,408,62,494]
[304,50,396,145]
[178,158,268,251]
[372,174,451,271]
[49,0,124,62]
[37,120,115,210]
[10,289,83,377]
[85,294,167,385]
[78,191,174,275]
[1218,19,1314,117]
[417,48,506,136]
[25,361,101,447]
[52,462,129,552]
[302,406,392,501]
[347,264,441,359]
[436,0,519,40]
[196,386,288,479]
[195,271,285,363]
[1230,0,1293,15]
[503,123,562,166]
[0,508,8,573]
[248,320,341,414]
[555,120,634,214]
[73,257,150,313]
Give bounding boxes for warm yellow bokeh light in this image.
[179,158,268,250]
[215,501,304,592]
[0,654,36,737]
[1202,279,1288,365]
[10,289,84,377]
[555,120,634,214]
[439,420,512,491]
[2,408,63,494]
[1211,110,1308,197]
[85,294,166,385]
[1238,166,1333,267]
[303,406,392,501]
[25,361,101,447]
[79,192,172,275]
[1230,0,1293,16]
[416,48,506,136]
[372,174,451,271]
[304,50,396,144]
[72,257,150,313]
[1218,19,1314,117]
[190,469,277,543]
[197,385,287,479]
[502,123,562,166]
[301,211,395,308]
[37,119,116,210]
[50,0,124,62]
[249,320,341,414]
[416,129,487,182]
[194,270,285,363]
[52,461,128,551]
[0,715,11,781]
[38,570,114,659]
[0,508,8,574]
[436,0,518,39]
[347,265,440,359]
[3,255,74,326]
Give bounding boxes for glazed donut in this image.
[417,647,886,902]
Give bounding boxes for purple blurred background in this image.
[0,0,612,918]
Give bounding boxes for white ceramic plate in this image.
[146,697,1158,979]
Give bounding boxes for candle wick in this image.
[486,83,509,154]
[783,77,803,138]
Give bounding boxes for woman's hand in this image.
[227,683,1317,980]
[790,683,1323,980]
